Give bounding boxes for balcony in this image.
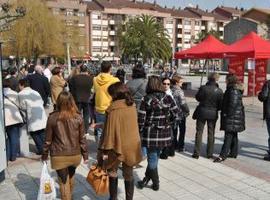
[109,30,116,36]
[184,34,191,39]
[184,25,191,30]
[195,25,200,31]
[109,41,115,46]
[219,26,224,31]
[177,34,182,38]
[109,20,115,25]
[177,43,182,48]
[177,24,182,29]
[201,26,206,30]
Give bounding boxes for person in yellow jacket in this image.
[93,61,119,141]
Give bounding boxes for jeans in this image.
[194,119,216,157]
[6,124,21,161]
[220,131,238,158]
[146,148,161,169]
[95,112,106,139]
[76,102,90,132]
[173,118,186,150]
[266,119,270,154]
[30,129,45,155]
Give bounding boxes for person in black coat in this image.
[68,65,93,132]
[27,65,50,107]
[192,73,223,159]
[258,80,270,161]
[214,74,245,162]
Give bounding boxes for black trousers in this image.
[173,118,186,150]
[220,131,238,159]
[76,102,90,132]
[194,119,216,157]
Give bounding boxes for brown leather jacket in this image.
[42,111,88,160]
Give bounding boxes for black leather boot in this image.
[124,180,134,200]
[137,167,150,189]
[109,177,118,200]
[149,168,159,191]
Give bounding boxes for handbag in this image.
[86,162,109,195]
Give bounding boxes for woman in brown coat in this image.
[50,67,66,109]
[98,82,142,200]
[42,91,88,200]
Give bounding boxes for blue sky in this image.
[147,0,269,10]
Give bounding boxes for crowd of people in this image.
[2,61,270,200]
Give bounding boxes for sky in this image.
[146,0,270,10]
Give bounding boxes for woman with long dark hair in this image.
[42,91,88,200]
[137,76,179,191]
[98,82,142,200]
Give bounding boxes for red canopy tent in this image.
[224,32,270,59]
[174,35,228,59]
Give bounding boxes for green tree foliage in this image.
[194,29,221,43]
[119,15,172,63]
[2,0,64,59]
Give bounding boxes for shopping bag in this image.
[86,163,109,195]
[37,162,56,200]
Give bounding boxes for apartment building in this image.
[185,6,229,40]
[212,6,243,20]
[46,0,89,56]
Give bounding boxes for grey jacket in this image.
[126,78,147,110]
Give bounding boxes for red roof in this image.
[224,32,270,59]
[174,35,228,59]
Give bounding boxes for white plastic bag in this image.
[37,162,56,200]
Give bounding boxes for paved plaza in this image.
[1,75,270,199]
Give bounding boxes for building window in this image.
[92,47,102,52]
[77,12,85,17]
[184,20,191,25]
[166,19,173,24]
[66,20,73,26]
[92,36,102,41]
[184,40,190,44]
[195,21,200,26]
[102,26,108,31]
[92,25,101,30]
[66,11,73,16]
[78,23,85,27]
[184,31,191,35]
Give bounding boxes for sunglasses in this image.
[163,83,170,86]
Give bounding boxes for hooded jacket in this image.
[93,73,119,114]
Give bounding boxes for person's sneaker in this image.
[192,154,199,159]
[228,154,237,158]
[263,155,270,161]
[160,153,168,160]
[207,155,213,159]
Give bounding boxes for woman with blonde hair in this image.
[42,91,88,200]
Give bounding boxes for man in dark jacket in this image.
[27,65,50,107]
[69,65,93,132]
[258,80,270,161]
[192,73,223,159]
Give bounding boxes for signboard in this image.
[228,58,245,83]
[248,59,267,96]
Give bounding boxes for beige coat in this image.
[99,100,142,167]
[50,75,66,104]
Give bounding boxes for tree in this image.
[119,15,172,63]
[2,0,65,59]
[194,29,221,43]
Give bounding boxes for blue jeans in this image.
[146,148,161,169]
[266,119,270,154]
[30,129,45,155]
[95,112,106,139]
[6,124,21,161]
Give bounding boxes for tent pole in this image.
[253,59,255,105]
[200,59,208,86]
